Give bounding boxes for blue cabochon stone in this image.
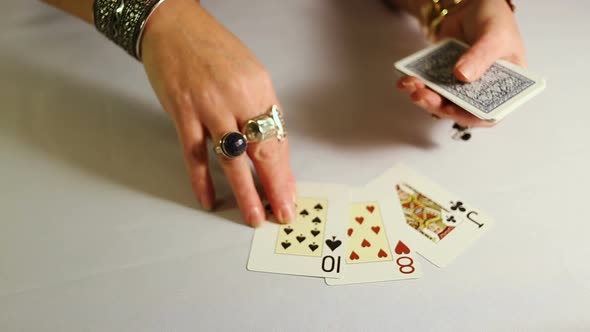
[222,132,247,158]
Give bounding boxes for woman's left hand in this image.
[396,0,527,127]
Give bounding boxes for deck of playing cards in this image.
[247,165,495,286]
[395,38,546,122]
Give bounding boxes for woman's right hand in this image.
[141,0,296,227]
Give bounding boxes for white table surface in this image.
[1,1,589,331]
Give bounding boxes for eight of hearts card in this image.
[326,188,422,286]
[368,164,495,268]
[247,183,349,278]
[394,38,546,123]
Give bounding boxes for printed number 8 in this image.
[396,256,415,274]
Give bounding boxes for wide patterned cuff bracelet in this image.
[93,0,165,60]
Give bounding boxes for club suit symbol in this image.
[450,201,466,212]
[452,123,472,141]
[445,215,457,223]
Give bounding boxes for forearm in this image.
[41,0,95,24]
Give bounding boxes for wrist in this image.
[93,0,170,60]
[140,0,210,60]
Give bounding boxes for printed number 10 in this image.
[322,256,341,273]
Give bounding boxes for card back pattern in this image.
[406,40,535,113]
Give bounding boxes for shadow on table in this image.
[0,53,243,225]
[0,1,438,226]
[286,0,437,149]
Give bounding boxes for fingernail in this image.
[400,81,415,92]
[277,202,295,224]
[247,207,265,227]
[415,99,428,109]
[457,62,475,81]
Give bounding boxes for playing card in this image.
[394,38,546,122]
[326,188,422,286]
[368,164,495,267]
[247,183,348,278]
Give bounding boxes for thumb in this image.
[454,34,505,83]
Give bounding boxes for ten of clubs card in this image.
[395,38,546,123]
[326,187,422,286]
[247,183,349,279]
[368,164,495,268]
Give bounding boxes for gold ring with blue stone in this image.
[242,105,287,143]
[214,132,248,159]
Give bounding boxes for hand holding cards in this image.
[247,165,496,285]
[395,38,546,123]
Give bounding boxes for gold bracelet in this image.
[421,0,516,41]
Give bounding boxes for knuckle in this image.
[255,67,273,86]
[237,186,257,204]
[192,86,222,110]
[227,175,257,203]
[169,90,196,117]
[240,68,273,96]
[187,143,207,163]
[191,175,209,192]
[226,64,272,91]
[250,142,280,163]
[439,106,455,116]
